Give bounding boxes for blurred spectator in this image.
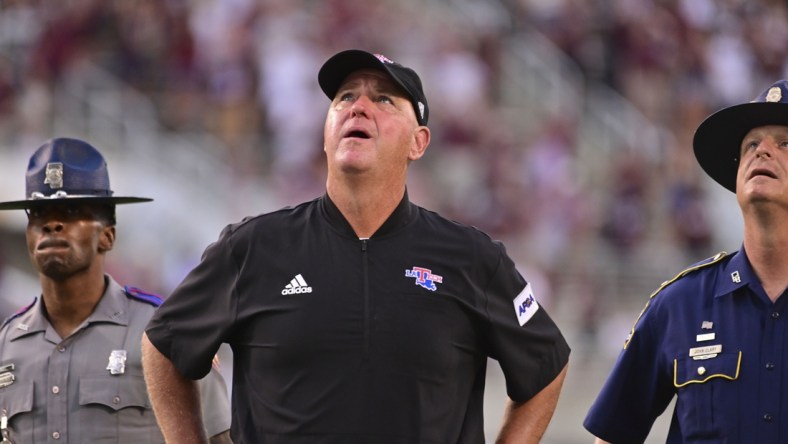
[600,152,649,256]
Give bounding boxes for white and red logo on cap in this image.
[374,54,395,64]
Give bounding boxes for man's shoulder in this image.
[225,198,321,236]
[415,205,496,239]
[0,298,37,330]
[652,251,730,299]
[123,285,163,307]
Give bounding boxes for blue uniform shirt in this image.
[584,249,788,443]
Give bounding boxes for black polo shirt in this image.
[146,193,569,443]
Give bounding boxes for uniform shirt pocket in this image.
[77,376,164,443]
[0,382,34,442]
[673,351,742,439]
[79,376,151,411]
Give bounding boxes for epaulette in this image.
[124,285,163,307]
[623,251,728,349]
[1,297,37,330]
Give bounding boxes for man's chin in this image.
[37,261,74,281]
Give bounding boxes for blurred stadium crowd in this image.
[0,0,786,351]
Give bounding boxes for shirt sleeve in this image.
[583,296,676,443]
[483,241,570,402]
[145,224,241,379]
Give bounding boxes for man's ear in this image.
[98,225,116,253]
[409,126,431,161]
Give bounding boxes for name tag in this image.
[689,344,722,359]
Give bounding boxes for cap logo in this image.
[374,53,395,64]
[766,86,782,103]
[44,162,64,189]
[418,102,425,121]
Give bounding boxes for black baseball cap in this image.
[693,79,788,192]
[0,137,152,210]
[318,49,429,126]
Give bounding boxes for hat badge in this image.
[766,86,782,103]
[43,162,64,189]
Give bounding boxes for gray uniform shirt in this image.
[0,276,231,443]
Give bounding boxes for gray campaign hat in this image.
[0,137,152,210]
[318,49,429,126]
[693,79,788,192]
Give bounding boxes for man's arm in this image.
[495,362,569,443]
[142,332,208,444]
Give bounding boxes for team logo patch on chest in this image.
[513,283,540,326]
[405,266,443,292]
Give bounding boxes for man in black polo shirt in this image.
[142,49,570,443]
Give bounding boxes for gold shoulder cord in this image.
[622,252,728,350]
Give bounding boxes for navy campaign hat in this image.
[693,79,788,192]
[0,137,152,210]
[318,49,429,126]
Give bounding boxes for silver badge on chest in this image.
[106,350,127,375]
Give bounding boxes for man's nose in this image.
[42,220,65,233]
[350,95,373,118]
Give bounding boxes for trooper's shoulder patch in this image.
[623,252,728,350]
[124,285,163,307]
[1,297,37,330]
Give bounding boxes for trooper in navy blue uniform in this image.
[0,138,231,443]
[585,80,788,443]
[142,49,571,443]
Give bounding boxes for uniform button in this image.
[51,386,60,395]
[52,431,61,439]
[764,414,774,422]
[697,366,706,376]
[766,363,776,370]
[772,312,780,319]
[113,396,121,404]
[57,346,66,352]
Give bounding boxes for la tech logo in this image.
[405,266,443,292]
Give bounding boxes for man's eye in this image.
[377,95,393,104]
[742,140,759,152]
[339,92,354,102]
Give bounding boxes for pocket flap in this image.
[0,382,34,418]
[79,376,150,411]
[674,351,742,388]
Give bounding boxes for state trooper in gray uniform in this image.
[0,138,232,443]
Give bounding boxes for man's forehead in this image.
[744,124,788,138]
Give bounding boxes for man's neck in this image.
[40,271,106,339]
[743,215,788,302]
[327,177,405,238]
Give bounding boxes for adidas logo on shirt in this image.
[281,274,313,295]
